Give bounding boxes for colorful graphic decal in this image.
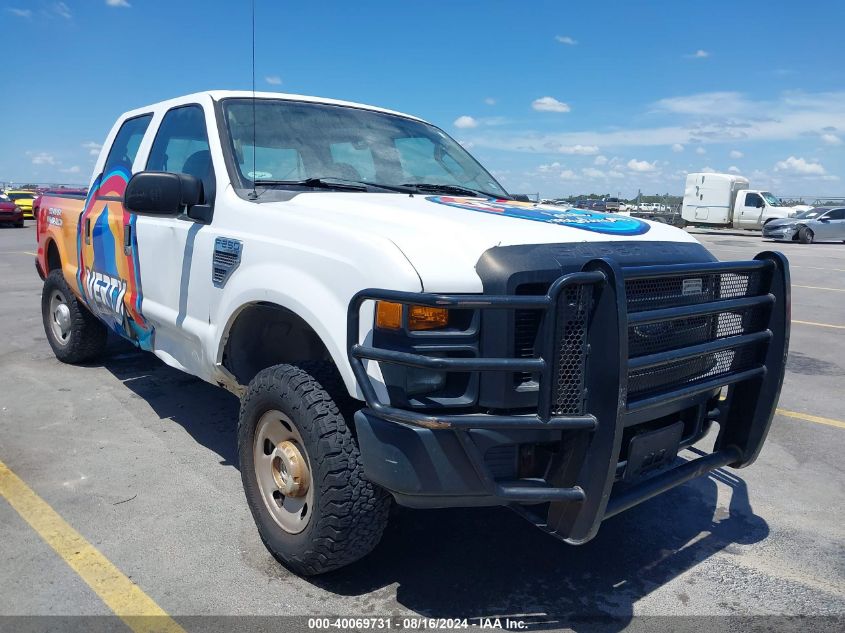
[75,167,153,350]
[426,196,651,236]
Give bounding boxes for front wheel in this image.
[798,227,814,244]
[41,270,108,363]
[238,363,390,576]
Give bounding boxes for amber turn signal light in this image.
[375,301,403,330]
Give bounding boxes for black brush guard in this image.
[347,252,790,543]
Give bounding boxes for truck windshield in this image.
[761,192,781,206]
[221,98,508,198]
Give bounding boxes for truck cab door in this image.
[132,104,218,378]
[739,192,764,228]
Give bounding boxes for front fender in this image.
[211,249,422,400]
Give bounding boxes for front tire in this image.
[41,270,108,363]
[238,363,390,576]
[798,227,814,244]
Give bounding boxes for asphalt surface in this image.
[0,221,843,629]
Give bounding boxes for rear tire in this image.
[798,227,814,244]
[41,270,108,363]
[15,220,24,228]
[238,363,390,576]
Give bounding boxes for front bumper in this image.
[0,210,23,222]
[347,253,790,544]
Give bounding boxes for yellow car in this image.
[4,190,37,219]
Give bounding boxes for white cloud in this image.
[686,49,710,59]
[52,2,72,19]
[728,165,742,174]
[774,156,827,176]
[460,91,845,153]
[484,97,496,106]
[454,115,478,129]
[695,147,706,155]
[594,155,608,165]
[264,75,282,86]
[6,7,32,17]
[30,152,57,166]
[555,35,577,45]
[729,149,744,158]
[821,133,841,145]
[538,161,561,173]
[582,167,605,179]
[559,170,578,180]
[532,96,570,113]
[82,141,102,157]
[671,143,684,153]
[60,165,81,174]
[655,91,747,115]
[106,0,131,7]
[608,170,625,179]
[700,166,717,173]
[627,159,657,172]
[554,144,599,155]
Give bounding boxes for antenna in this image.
[248,0,258,200]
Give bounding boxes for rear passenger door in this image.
[133,104,216,376]
[78,114,155,346]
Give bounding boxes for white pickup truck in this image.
[36,91,790,575]
[682,172,794,229]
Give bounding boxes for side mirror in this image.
[125,171,202,216]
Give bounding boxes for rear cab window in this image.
[103,114,153,175]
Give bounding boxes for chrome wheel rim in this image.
[49,290,72,346]
[253,410,313,534]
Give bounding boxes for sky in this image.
[1,0,843,199]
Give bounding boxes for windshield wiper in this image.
[253,177,368,192]
[401,182,508,199]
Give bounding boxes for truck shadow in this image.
[102,348,769,630]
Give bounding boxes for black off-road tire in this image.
[238,362,390,576]
[798,227,814,244]
[15,219,25,228]
[42,270,108,363]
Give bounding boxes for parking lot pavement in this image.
[0,222,844,628]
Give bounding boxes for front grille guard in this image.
[347,252,790,543]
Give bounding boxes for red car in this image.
[0,193,24,228]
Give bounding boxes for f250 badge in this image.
[427,196,651,236]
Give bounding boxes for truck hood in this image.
[276,192,700,291]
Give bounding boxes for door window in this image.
[146,105,213,197]
[103,114,153,174]
[744,193,762,208]
[824,208,845,220]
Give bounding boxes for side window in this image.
[745,193,762,207]
[102,114,153,175]
[826,209,845,220]
[329,142,375,181]
[146,105,213,197]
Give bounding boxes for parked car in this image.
[603,197,620,212]
[4,190,37,218]
[762,207,845,244]
[0,193,25,227]
[36,90,789,576]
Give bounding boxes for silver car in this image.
[762,207,845,244]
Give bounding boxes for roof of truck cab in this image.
[122,90,426,123]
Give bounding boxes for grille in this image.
[625,269,769,399]
[550,285,592,416]
[511,264,771,409]
[626,270,764,312]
